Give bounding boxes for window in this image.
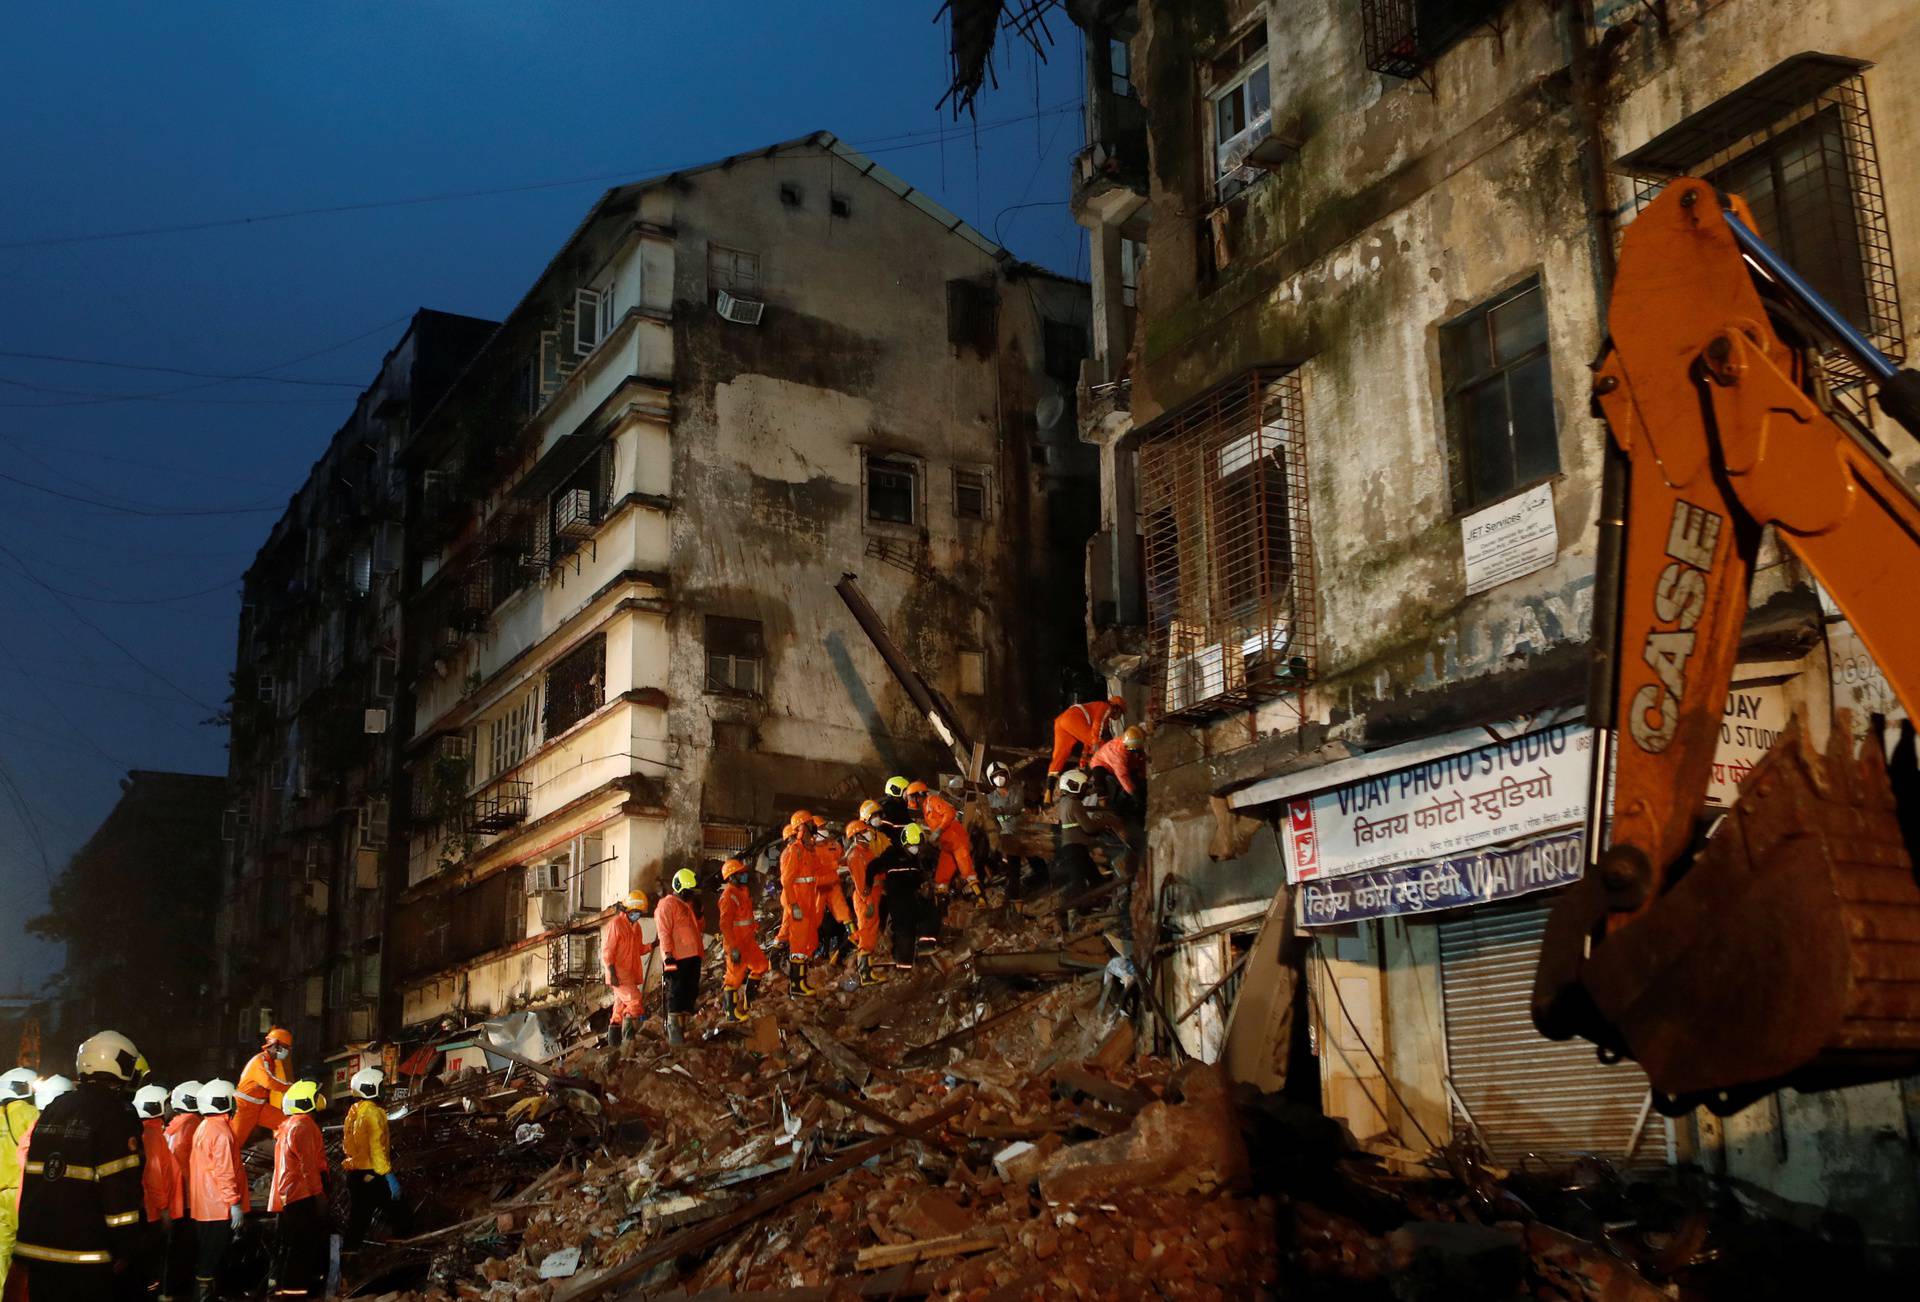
[946,278,996,356]
[1138,367,1316,720]
[712,720,753,750]
[1043,319,1088,383]
[704,615,765,696]
[1110,36,1135,98]
[1208,27,1270,199]
[1362,0,1502,80]
[348,546,372,597]
[957,649,986,697]
[574,284,617,355]
[1440,278,1558,512]
[1120,238,1142,308]
[779,182,802,208]
[865,453,919,526]
[543,632,606,737]
[549,444,615,561]
[954,468,989,521]
[830,193,851,219]
[708,244,760,298]
[481,685,540,784]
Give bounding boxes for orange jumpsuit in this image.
[165,1113,199,1213]
[141,1118,182,1222]
[845,833,889,955]
[190,1114,250,1222]
[232,1049,292,1144]
[1049,701,1115,775]
[718,883,770,990]
[601,911,653,1027]
[921,793,977,888]
[268,1113,326,1213]
[1088,736,1143,797]
[779,841,850,957]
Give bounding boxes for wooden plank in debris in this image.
[1050,1064,1151,1114]
[902,984,1074,1067]
[1152,908,1270,956]
[855,1230,1003,1271]
[974,936,1109,979]
[823,1086,967,1154]
[798,1023,872,1089]
[551,1093,973,1302]
[1175,947,1253,1024]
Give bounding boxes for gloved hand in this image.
[969,879,986,902]
[228,1204,244,1230]
[603,969,617,987]
[386,1173,401,1200]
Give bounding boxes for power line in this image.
[1,572,239,608]
[0,106,1079,253]
[0,350,360,387]
[0,468,283,518]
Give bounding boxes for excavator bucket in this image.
[1574,719,1920,1112]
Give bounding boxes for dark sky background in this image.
[0,1,1084,993]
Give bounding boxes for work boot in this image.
[857,955,889,987]
[666,1013,685,1047]
[743,973,763,1012]
[195,1280,217,1302]
[791,957,818,997]
[720,987,736,1021]
[606,1019,622,1050]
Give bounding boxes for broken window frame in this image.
[708,243,761,299]
[1137,366,1316,722]
[542,631,607,738]
[703,614,766,697]
[1439,277,1559,514]
[864,451,921,528]
[1207,25,1271,202]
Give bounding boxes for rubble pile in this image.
[340,891,1902,1301]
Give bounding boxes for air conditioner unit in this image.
[554,488,597,540]
[526,861,565,895]
[364,707,389,734]
[715,291,765,326]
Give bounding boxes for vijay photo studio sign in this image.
[1284,722,1592,884]
[1298,828,1586,927]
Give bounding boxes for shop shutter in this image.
[1438,899,1665,1169]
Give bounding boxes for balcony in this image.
[467,779,531,835]
[1071,131,1150,230]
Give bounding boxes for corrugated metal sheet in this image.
[1439,900,1665,1170]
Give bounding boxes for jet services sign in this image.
[1284,723,1592,883]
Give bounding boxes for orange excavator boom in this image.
[1532,177,1920,1114]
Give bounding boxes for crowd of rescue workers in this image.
[0,697,1146,1301]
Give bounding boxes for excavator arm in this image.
[1532,178,1920,1113]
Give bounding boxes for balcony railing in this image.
[467,780,531,835]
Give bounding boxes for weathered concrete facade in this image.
[1073,0,1920,1252]
[393,134,1095,1030]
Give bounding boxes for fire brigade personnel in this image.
[267,1080,329,1298]
[343,1067,406,1248]
[907,779,984,906]
[602,891,653,1049]
[717,859,770,1021]
[134,1082,180,1300]
[655,869,706,1047]
[232,1026,294,1145]
[843,821,890,986]
[872,778,913,834]
[1088,726,1148,813]
[163,1081,201,1298]
[13,1030,148,1302]
[189,1079,248,1301]
[779,813,846,996]
[1047,696,1126,788]
[883,823,935,971]
[0,1066,38,1290]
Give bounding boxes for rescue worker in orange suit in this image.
[342,1067,407,1248]
[0,1066,38,1293]
[14,1030,149,1302]
[717,859,770,1022]
[655,870,706,1048]
[770,813,808,954]
[267,1081,329,1298]
[232,1026,294,1146]
[908,779,984,908]
[843,821,890,986]
[134,1083,181,1300]
[1088,725,1149,817]
[190,1078,248,1302]
[1047,696,1126,789]
[778,813,846,996]
[601,890,653,1049]
[162,1081,201,1299]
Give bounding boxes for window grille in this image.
[543,632,606,736]
[1618,55,1903,404]
[1362,0,1500,81]
[1138,367,1315,721]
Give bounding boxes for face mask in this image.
[626,911,643,924]
[991,776,1007,788]
[271,1046,289,1061]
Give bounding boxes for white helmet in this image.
[133,1084,169,1119]
[1058,768,1088,795]
[1,1067,36,1101]
[171,1080,202,1114]
[76,1030,148,1084]
[198,1079,237,1115]
[349,1066,384,1099]
[34,1075,74,1109]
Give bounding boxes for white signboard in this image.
[1706,680,1790,807]
[1461,482,1558,596]
[1284,723,1592,883]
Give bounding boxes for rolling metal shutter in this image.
[1439,898,1666,1169]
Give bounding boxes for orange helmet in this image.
[790,808,813,827]
[721,858,749,880]
[265,1027,293,1049]
[1107,695,1126,711]
[809,813,828,826]
[904,781,929,800]
[845,819,873,841]
[858,799,882,822]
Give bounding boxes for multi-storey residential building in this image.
[1022,0,1920,1249]
[392,132,1096,1029]
[220,310,495,1069]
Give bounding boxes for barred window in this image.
[1362,0,1502,81]
[1619,54,1904,400]
[1138,367,1315,720]
[543,632,606,737]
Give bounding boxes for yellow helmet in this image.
[858,799,882,822]
[283,1080,325,1116]
[884,776,909,797]
[622,890,649,913]
[672,867,699,893]
[1123,725,1146,751]
[902,822,926,847]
